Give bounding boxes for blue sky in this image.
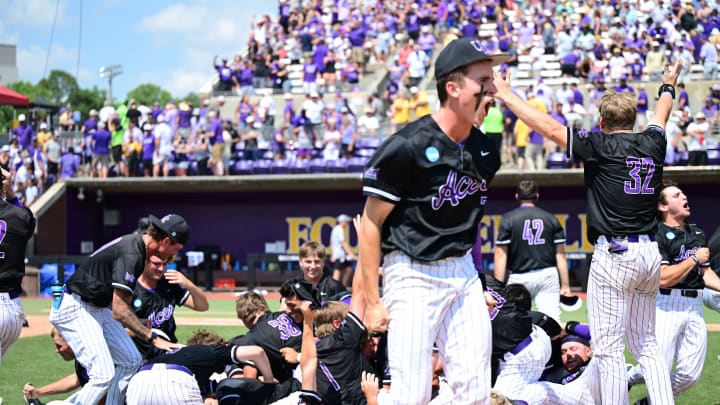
[0,0,277,99]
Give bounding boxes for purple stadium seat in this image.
[233,160,254,175]
[356,138,382,149]
[707,149,720,165]
[326,159,348,173]
[706,139,719,151]
[309,158,327,173]
[254,159,273,174]
[289,159,311,174]
[547,151,570,169]
[348,156,370,173]
[270,159,290,174]
[676,151,689,166]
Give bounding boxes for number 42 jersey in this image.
[567,125,665,243]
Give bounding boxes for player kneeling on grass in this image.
[23,328,103,405]
[126,328,276,405]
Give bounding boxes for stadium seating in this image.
[547,151,571,169]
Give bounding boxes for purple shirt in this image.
[82,118,98,135]
[679,90,690,109]
[461,22,478,38]
[238,67,254,86]
[303,62,318,83]
[348,27,365,47]
[209,118,224,145]
[637,91,649,114]
[178,110,192,129]
[59,153,79,178]
[551,112,568,127]
[572,89,584,106]
[313,43,329,71]
[12,124,34,150]
[92,129,112,155]
[418,33,436,51]
[216,64,233,83]
[142,133,155,160]
[561,52,580,65]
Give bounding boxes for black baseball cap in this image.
[434,37,509,80]
[149,214,190,245]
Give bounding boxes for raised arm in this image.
[494,72,568,150]
[648,59,682,130]
[300,301,317,391]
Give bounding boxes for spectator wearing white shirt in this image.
[699,36,719,80]
[555,83,574,109]
[357,107,380,138]
[686,112,710,166]
[562,98,587,127]
[406,43,429,87]
[673,44,695,84]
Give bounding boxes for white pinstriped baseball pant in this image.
[0,293,24,366]
[382,251,492,405]
[587,236,673,405]
[493,325,552,402]
[627,290,707,397]
[49,292,142,405]
[507,266,561,322]
[126,364,203,405]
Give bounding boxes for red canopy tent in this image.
[0,85,29,107]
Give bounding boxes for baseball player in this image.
[495,60,683,405]
[23,328,92,404]
[50,214,188,404]
[0,167,36,366]
[298,241,346,301]
[627,181,720,402]
[705,226,720,314]
[494,179,571,322]
[131,252,209,360]
[360,37,507,405]
[126,331,276,405]
[218,284,304,404]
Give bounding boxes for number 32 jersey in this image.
[567,125,665,242]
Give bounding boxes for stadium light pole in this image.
[99,64,123,102]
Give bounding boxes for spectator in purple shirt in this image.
[213,55,234,92]
[140,123,155,177]
[570,83,584,106]
[302,55,319,95]
[12,114,34,151]
[58,147,80,179]
[636,85,649,130]
[90,122,112,178]
[177,102,192,140]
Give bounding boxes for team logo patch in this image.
[666,231,675,240]
[133,298,142,308]
[469,40,487,53]
[161,215,172,223]
[124,272,136,283]
[364,167,378,180]
[425,146,440,162]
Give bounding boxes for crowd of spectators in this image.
[6,0,720,203]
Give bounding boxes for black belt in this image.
[659,288,698,298]
[510,334,533,355]
[139,363,193,376]
[0,291,19,299]
[609,234,656,242]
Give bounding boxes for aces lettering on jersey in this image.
[268,314,302,340]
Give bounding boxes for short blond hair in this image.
[299,241,326,260]
[236,292,270,326]
[315,301,349,338]
[598,90,637,131]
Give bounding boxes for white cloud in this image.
[17,42,79,83]
[0,0,70,27]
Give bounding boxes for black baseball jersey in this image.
[230,311,302,382]
[75,360,89,387]
[131,278,190,359]
[362,115,501,261]
[657,222,708,290]
[0,201,36,295]
[709,226,720,277]
[66,233,146,307]
[315,311,374,405]
[495,205,566,274]
[148,344,236,396]
[567,125,665,242]
[485,275,533,382]
[315,275,346,302]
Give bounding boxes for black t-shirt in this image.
[567,125,665,242]
[0,201,36,294]
[709,226,720,277]
[315,311,373,405]
[230,311,302,382]
[126,108,141,125]
[315,275,346,302]
[66,233,146,307]
[148,344,236,396]
[131,278,190,359]
[362,115,501,261]
[657,222,708,290]
[495,205,566,273]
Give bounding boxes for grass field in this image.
[1,298,719,404]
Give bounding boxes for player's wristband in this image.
[149,331,158,343]
[690,254,699,264]
[657,84,675,100]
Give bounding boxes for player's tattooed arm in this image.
[113,288,184,350]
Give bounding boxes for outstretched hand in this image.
[492,69,513,101]
[662,59,683,86]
